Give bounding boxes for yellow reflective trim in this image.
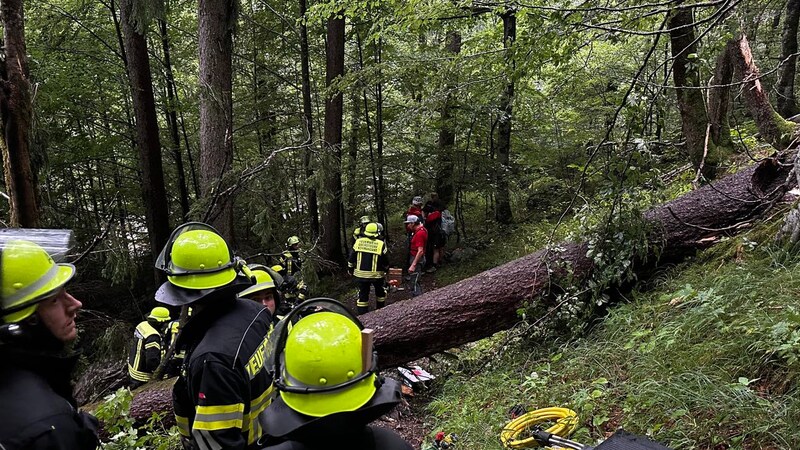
[353,268,383,279]
[193,403,244,431]
[127,365,153,382]
[144,342,161,350]
[196,403,244,415]
[249,385,273,408]
[175,415,191,437]
[192,419,243,431]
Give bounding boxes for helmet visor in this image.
[155,222,234,276]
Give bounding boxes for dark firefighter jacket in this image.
[128,320,162,383]
[0,347,99,450]
[259,378,411,450]
[172,296,275,450]
[278,251,302,277]
[348,237,389,280]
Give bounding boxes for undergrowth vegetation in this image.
[425,217,800,449]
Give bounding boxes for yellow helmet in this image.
[287,236,300,247]
[239,265,278,297]
[148,306,171,323]
[155,223,237,290]
[269,299,378,417]
[1,240,75,323]
[363,223,379,238]
[359,215,370,225]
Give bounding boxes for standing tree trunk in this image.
[374,38,387,234]
[729,35,795,150]
[159,17,191,220]
[321,12,346,265]
[119,0,171,270]
[299,0,319,239]
[0,0,38,227]
[198,0,236,241]
[669,6,720,180]
[346,86,360,226]
[707,42,734,151]
[494,9,515,224]
[436,31,461,207]
[777,0,800,119]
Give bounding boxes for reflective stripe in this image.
[127,365,153,382]
[353,268,383,279]
[3,264,59,306]
[145,341,161,350]
[193,429,223,450]
[193,403,244,430]
[244,385,274,444]
[376,297,386,304]
[135,321,160,338]
[175,414,191,437]
[357,300,369,307]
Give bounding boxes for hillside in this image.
[418,216,800,449]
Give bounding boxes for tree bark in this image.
[495,10,515,224]
[198,0,235,241]
[375,38,387,234]
[0,0,38,227]
[729,34,796,150]
[119,0,171,271]
[321,13,346,265]
[707,43,733,150]
[777,0,800,119]
[669,7,720,180]
[436,31,461,207]
[159,18,191,220]
[299,0,319,240]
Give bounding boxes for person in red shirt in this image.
[405,215,428,297]
[405,196,425,222]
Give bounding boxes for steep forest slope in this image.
[422,216,800,450]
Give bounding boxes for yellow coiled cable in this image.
[500,407,580,449]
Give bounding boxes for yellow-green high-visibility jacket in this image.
[128,321,162,383]
[348,237,389,279]
[173,299,274,450]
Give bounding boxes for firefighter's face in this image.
[250,289,276,314]
[37,289,82,342]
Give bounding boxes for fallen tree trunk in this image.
[118,158,791,421]
[364,158,791,368]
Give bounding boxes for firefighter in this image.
[0,239,99,449]
[352,215,371,244]
[163,316,185,378]
[348,223,389,314]
[259,299,412,449]
[128,306,172,388]
[154,222,274,450]
[239,264,284,322]
[278,237,308,305]
[279,236,303,277]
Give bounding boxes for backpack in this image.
[441,209,455,235]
